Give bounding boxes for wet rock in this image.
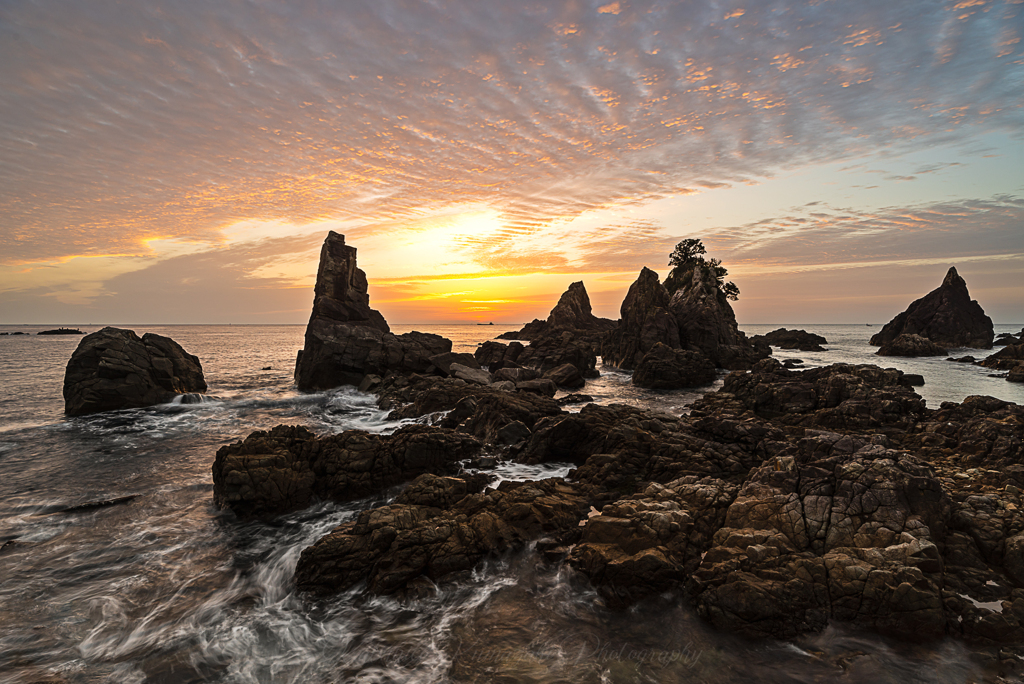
[949,355,977,363]
[515,379,558,397]
[876,333,948,357]
[294,477,588,595]
[517,330,599,379]
[497,420,532,445]
[63,327,207,416]
[751,328,827,352]
[979,344,1024,371]
[556,393,594,406]
[493,367,540,384]
[543,363,585,389]
[1009,366,1024,383]
[632,342,717,389]
[870,267,994,349]
[428,352,480,377]
[450,363,492,386]
[211,424,482,519]
[294,232,452,391]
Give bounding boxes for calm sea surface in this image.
[0,322,1021,683]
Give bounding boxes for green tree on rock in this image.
[664,239,740,301]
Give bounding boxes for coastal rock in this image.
[497,281,615,343]
[542,363,585,389]
[294,476,588,595]
[449,363,492,386]
[1009,366,1024,383]
[979,344,1024,371]
[870,267,994,349]
[667,263,769,369]
[603,267,680,370]
[428,352,480,377]
[995,329,1024,346]
[752,328,827,352]
[516,330,599,379]
[38,328,84,335]
[474,340,524,369]
[631,342,717,389]
[211,424,482,519]
[63,327,206,416]
[876,333,948,357]
[294,232,452,391]
[691,433,951,639]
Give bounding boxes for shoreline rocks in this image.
[63,327,206,416]
[876,333,948,357]
[750,328,827,352]
[871,267,994,349]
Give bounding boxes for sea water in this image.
[0,322,1021,683]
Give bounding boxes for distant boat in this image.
[477,322,494,326]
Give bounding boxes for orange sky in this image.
[1,0,1022,324]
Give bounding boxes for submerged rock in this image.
[871,267,994,349]
[63,327,206,416]
[294,232,451,391]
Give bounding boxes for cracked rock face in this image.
[870,266,994,349]
[63,326,206,415]
[294,232,451,391]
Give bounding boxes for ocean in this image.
[1,322,1021,683]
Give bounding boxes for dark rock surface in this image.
[497,281,615,343]
[542,362,585,389]
[631,342,717,389]
[603,267,678,370]
[294,232,452,391]
[876,333,948,357]
[212,424,482,519]
[63,327,206,416]
[38,328,84,335]
[870,267,994,349]
[751,328,827,352]
[995,329,1024,346]
[979,343,1024,371]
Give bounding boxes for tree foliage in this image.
[665,239,740,301]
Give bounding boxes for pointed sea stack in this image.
[294,232,451,391]
[870,267,994,349]
[497,281,615,342]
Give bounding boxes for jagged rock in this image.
[516,330,599,379]
[450,363,492,386]
[492,367,540,384]
[995,329,1024,346]
[515,379,558,397]
[751,328,827,352]
[876,333,948,357]
[294,232,452,391]
[871,267,994,349]
[603,268,680,370]
[543,363,585,389]
[474,340,524,369]
[667,264,769,369]
[979,344,1024,371]
[632,342,717,389]
[63,327,207,416]
[497,281,615,343]
[211,424,482,519]
[496,420,532,445]
[293,476,588,595]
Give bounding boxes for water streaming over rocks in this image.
[1,323,1022,683]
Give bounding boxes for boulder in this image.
[632,342,717,389]
[979,343,1024,371]
[870,267,994,349]
[63,327,206,416]
[1008,366,1024,383]
[428,352,480,376]
[294,232,452,391]
[211,424,482,519]
[474,340,524,368]
[876,333,948,357]
[516,330,599,378]
[543,363,585,389]
[450,363,492,386]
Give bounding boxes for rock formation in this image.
[63,327,206,416]
[876,333,948,357]
[751,328,827,352]
[294,232,451,391]
[497,281,615,342]
[603,266,768,372]
[631,342,717,389]
[871,267,994,349]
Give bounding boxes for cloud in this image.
[1,0,1022,267]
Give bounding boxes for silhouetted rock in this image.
[294,233,452,390]
[63,327,206,416]
[543,363,585,389]
[212,424,482,519]
[871,267,994,349]
[603,267,679,370]
[751,328,827,352]
[876,333,948,357]
[497,281,615,342]
[38,328,84,335]
[632,342,717,389]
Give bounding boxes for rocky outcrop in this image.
[294,232,452,391]
[294,476,588,595]
[979,343,1024,371]
[211,424,482,519]
[871,267,994,349]
[631,342,717,389]
[603,267,680,370]
[38,328,84,335]
[497,281,615,342]
[995,329,1024,347]
[516,330,599,378]
[63,327,206,416]
[876,333,948,357]
[751,328,827,352]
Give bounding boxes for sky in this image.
[1,0,1022,325]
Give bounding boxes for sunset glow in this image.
[1,0,1021,324]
